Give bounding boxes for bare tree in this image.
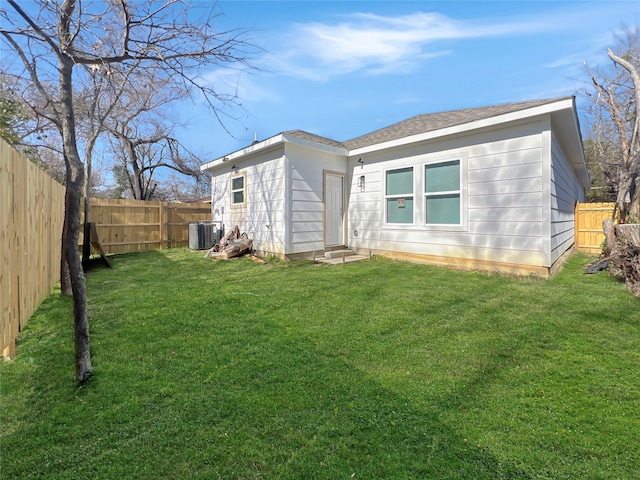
[76,63,137,217]
[154,171,212,203]
[107,85,205,200]
[583,138,617,202]
[583,28,640,223]
[0,78,65,180]
[1,0,253,381]
[92,63,209,200]
[110,125,204,200]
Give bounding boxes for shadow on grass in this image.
[85,249,182,273]
[2,302,531,478]
[142,277,536,480]
[238,332,534,479]
[6,250,634,478]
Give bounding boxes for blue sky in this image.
[176,0,639,162]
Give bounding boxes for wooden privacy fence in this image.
[80,198,211,254]
[575,202,617,254]
[1,138,66,358]
[2,139,213,357]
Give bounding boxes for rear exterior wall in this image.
[549,131,584,266]
[210,147,286,255]
[285,143,347,255]
[347,119,550,272]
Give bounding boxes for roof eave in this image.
[550,97,590,188]
[200,133,286,172]
[200,132,349,172]
[349,97,576,156]
[282,133,349,156]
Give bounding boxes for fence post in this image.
[167,204,172,249]
[159,201,164,250]
[575,201,580,252]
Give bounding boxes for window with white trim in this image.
[424,160,460,224]
[385,167,414,224]
[230,173,246,206]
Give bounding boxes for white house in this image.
[201,97,589,276]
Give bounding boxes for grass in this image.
[1,250,639,479]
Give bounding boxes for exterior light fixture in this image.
[358,175,365,191]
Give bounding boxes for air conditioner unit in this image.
[189,221,221,250]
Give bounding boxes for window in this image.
[424,160,460,224]
[385,167,414,224]
[230,174,246,206]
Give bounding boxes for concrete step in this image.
[317,254,369,265]
[324,249,354,259]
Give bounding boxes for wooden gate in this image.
[575,202,616,254]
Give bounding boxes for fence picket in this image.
[1,139,65,357]
[574,202,617,254]
[1,139,211,357]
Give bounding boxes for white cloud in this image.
[392,94,424,105]
[544,30,619,70]
[200,68,281,104]
[270,11,551,81]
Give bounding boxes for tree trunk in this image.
[58,31,92,381]
[119,135,143,200]
[84,162,92,223]
[630,178,639,222]
[82,166,92,271]
[603,218,617,256]
[60,231,73,296]
[59,155,73,296]
[631,196,640,222]
[64,184,92,381]
[608,48,640,223]
[616,171,635,224]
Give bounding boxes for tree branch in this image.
[0,31,62,129]
[608,48,640,163]
[4,0,62,57]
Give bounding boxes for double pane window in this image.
[385,167,414,224]
[231,174,245,206]
[425,160,460,224]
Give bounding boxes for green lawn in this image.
[1,250,639,479]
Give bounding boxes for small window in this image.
[231,174,246,206]
[385,167,413,224]
[425,160,460,224]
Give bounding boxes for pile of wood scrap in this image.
[586,219,640,298]
[610,241,640,297]
[205,225,253,260]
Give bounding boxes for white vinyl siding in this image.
[210,140,347,258]
[549,133,582,265]
[210,148,286,255]
[348,120,547,267]
[286,143,346,254]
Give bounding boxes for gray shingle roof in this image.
[343,98,568,150]
[283,130,347,149]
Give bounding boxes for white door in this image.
[325,174,344,246]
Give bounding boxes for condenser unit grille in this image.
[189,221,220,250]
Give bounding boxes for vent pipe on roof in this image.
[252,132,259,144]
